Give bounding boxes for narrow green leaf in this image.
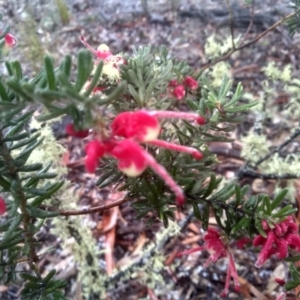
[231,217,249,234]
[0,79,9,101]
[31,181,64,206]
[44,56,56,90]
[60,54,72,78]
[11,61,23,79]
[1,214,23,243]
[202,174,217,198]
[3,132,30,142]
[270,189,289,210]
[272,205,297,218]
[26,206,59,218]
[17,164,43,172]
[14,137,44,162]
[75,50,93,92]
[84,61,103,97]
[225,102,258,113]
[20,273,41,283]
[9,133,40,151]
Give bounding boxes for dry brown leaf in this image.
[239,276,270,300]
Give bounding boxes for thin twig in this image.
[238,0,255,47]
[225,0,236,50]
[254,127,300,168]
[43,194,129,216]
[238,168,300,180]
[201,9,300,71]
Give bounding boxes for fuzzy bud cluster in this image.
[169,76,199,100]
[254,217,300,268]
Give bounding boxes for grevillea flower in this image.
[275,278,286,286]
[111,111,160,142]
[81,36,112,60]
[254,216,300,268]
[0,197,6,215]
[110,139,148,176]
[81,36,125,84]
[83,110,205,205]
[178,227,240,296]
[85,140,106,173]
[65,124,89,138]
[1,32,17,47]
[173,85,186,100]
[183,76,198,90]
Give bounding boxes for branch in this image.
[225,0,236,50]
[42,193,129,216]
[201,9,300,71]
[238,0,255,47]
[238,168,300,180]
[253,127,300,168]
[0,131,39,268]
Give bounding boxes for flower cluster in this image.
[0,196,6,215]
[81,36,126,87]
[66,110,206,205]
[254,216,300,268]
[169,76,198,100]
[178,227,240,296]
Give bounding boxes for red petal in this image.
[0,197,6,215]
[275,238,288,259]
[183,76,198,90]
[111,111,160,142]
[253,235,266,246]
[110,140,147,176]
[85,154,99,173]
[65,124,89,138]
[4,33,17,47]
[173,85,186,100]
[85,140,106,158]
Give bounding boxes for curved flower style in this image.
[81,36,126,85]
[66,110,206,205]
[178,227,240,296]
[254,216,300,268]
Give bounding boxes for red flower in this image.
[178,227,240,296]
[183,76,198,90]
[82,110,206,205]
[110,140,148,176]
[254,216,300,268]
[80,36,112,60]
[1,32,17,47]
[85,140,106,173]
[111,111,160,142]
[173,85,186,100]
[65,124,89,138]
[0,197,6,215]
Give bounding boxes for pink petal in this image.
[255,231,276,268]
[0,197,6,215]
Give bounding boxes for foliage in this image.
[0,1,300,298]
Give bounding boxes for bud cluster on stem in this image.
[254,217,300,267]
